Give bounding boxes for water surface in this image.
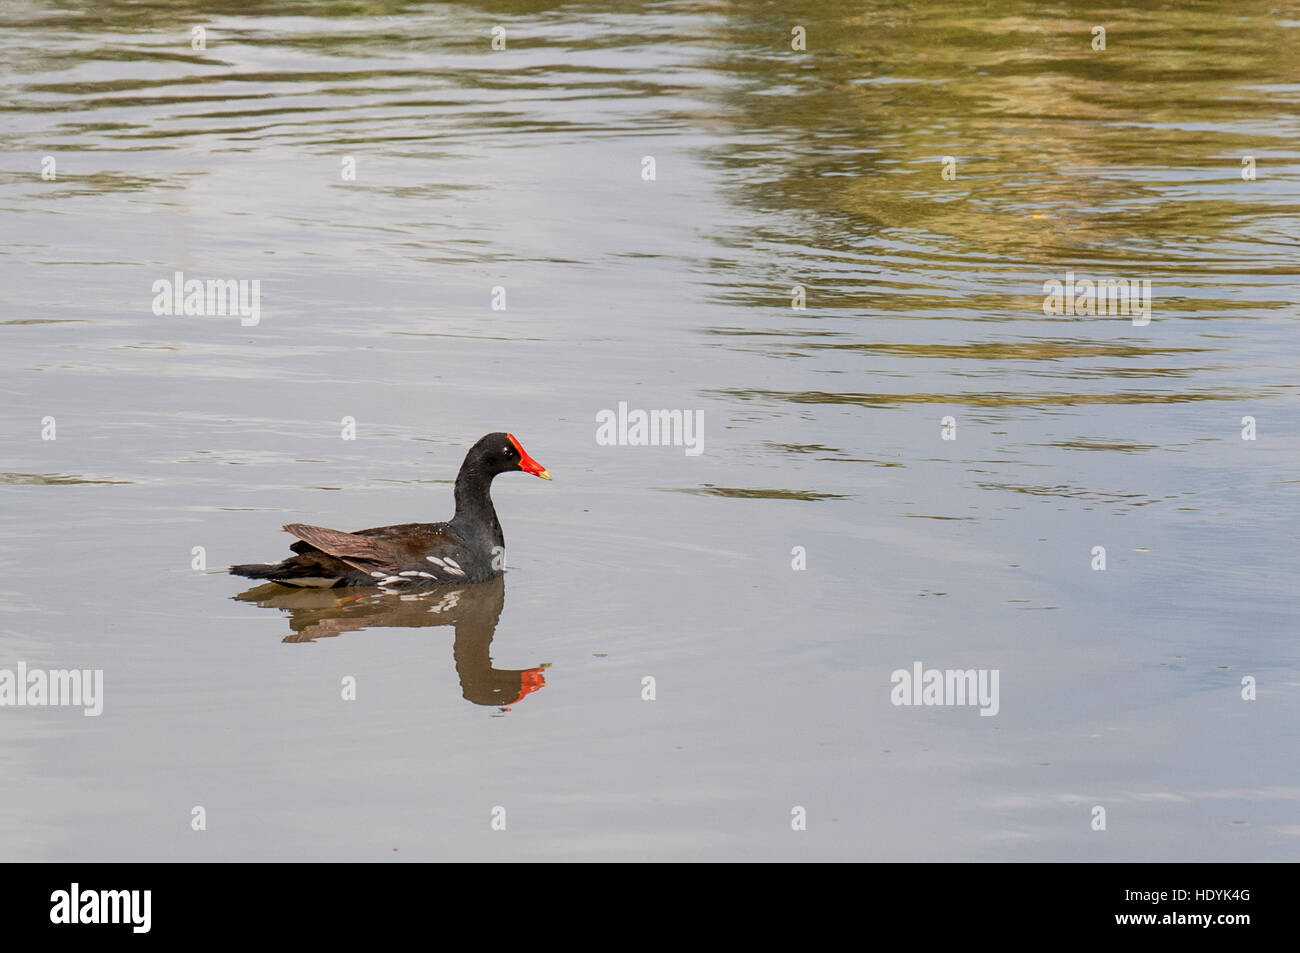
[1,0,1297,860]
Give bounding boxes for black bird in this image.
[230,432,550,590]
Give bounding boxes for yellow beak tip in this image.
[537,469,552,480]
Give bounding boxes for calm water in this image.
[1,0,1297,861]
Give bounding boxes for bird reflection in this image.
[233,576,547,710]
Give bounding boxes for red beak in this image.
[507,433,551,480]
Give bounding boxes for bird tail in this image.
[229,563,280,580]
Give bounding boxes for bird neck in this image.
[452,465,503,546]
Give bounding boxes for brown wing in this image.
[282,523,406,577]
[283,522,468,580]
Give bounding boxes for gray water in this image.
[1,0,1298,861]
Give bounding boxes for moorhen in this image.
[229,432,550,590]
